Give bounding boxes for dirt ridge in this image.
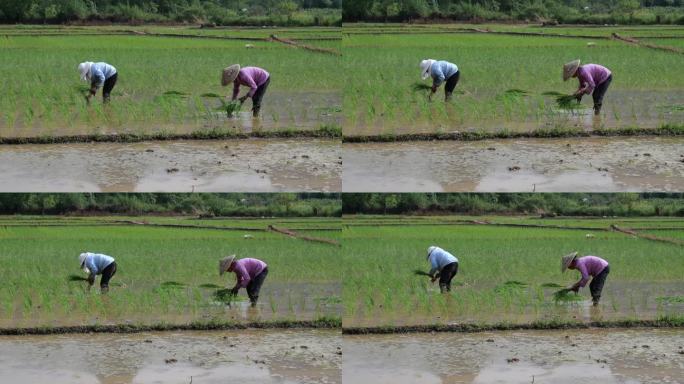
[268,225,340,246]
[611,224,684,246]
[612,32,684,54]
[343,318,684,335]
[269,34,342,55]
[0,318,341,336]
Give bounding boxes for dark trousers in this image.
[438,262,459,293]
[444,71,460,101]
[592,74,612,115]
[589,265,609,304]
[251,76,270,117]
[100,261,117,290]
[101,73,118,103]
[246,267,268,305]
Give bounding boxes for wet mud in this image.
[0,329,341,383]
[0,139,341,192]
[344,328,683,383]
[343,136,684,192]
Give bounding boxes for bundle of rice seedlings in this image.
[411,82,432,92]
[553,289,583,302]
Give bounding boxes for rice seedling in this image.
[0,216,341,329]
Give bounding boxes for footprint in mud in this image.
[508,166,521,172]
[166,168,179,173]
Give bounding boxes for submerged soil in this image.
[343,136,684,192]
[0,329,341,384]
[345,89,683,136]
[0,139,341,192]
[5,91,341,137]
[344,328,683,383]
[0,282,341,330]
[344,281,684,328]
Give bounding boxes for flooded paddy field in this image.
[342,216,683,328]
[343,26,683,136]
[344,328,683,384]
[0,328,341,384]
[1,29,341,136]
[0,217,341,330]
[343,137,684,192]
[0,138,341,192]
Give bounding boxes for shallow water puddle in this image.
[344,328,683,384]
[343,136,684,192]
[0,139,341,192]
[0,329,341,384]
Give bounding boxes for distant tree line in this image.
[0,193,342,217]
[0,0,341,26]
[343,0,684,24]
[343,193,684,216]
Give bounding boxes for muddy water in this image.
[344,328,684,384]
[0,139,341,192]
[346,89,683,136]
[0,329,341,384]
[343,137,684,192]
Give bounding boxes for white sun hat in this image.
[79,252,88,266]
[427,246,437,259]
[78,62,93,82]
[420,59,435,80]
[561,251,579,273]
[219,254,236,275]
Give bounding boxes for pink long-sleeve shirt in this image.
[232,67,270,99]
[232,258,267,288]
[576,64,611,95]
[573,256,609,287]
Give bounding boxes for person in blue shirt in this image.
[426,246,459,293]
[420,59,460,102]
[78,62,118,104]
[79,252,117,293]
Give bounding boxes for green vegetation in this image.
[0,27,341,137]
[342,215,684,328]
[0,216,341,329]
[0,0,341,26]
[343,25,684,136]
[343,1,684,24]
[0,193,341,216]
[343,193,684,216]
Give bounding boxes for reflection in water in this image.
[0,329,341,384]
[343,137,684,192]
[344,328,683,384]
[0,139,341,192]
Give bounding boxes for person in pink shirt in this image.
[563,60,613,115]
[221,64,271,117]
[561,252,610,306]
[219,255,268,306]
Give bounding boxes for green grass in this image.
[0,27,341,137]
[342,216,684,328]
[0,216,341,329]
[343,26,684,136]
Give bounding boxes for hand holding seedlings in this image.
[219,255,269,307]
[426,246,459,293]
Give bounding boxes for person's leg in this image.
[99,261,117,293]
[246,267,268,306]
[589,265,609,305]
[251,76,270,117]
[102,73,118,104]
[444,71,460,102]
[591,74,611,115]
[439,262,457,292]
[446,262,459,290]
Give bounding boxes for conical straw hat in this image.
[563,59,580,81]
[221,64,240,86]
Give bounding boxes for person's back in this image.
[84,252,115,274]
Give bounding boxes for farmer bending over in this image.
[219,255,268,307]
[427,246,459,293]
[563,60,612,115]
[78,62,118,104]
[420,59,460,102]
[221,64,271,117]
[79,252,117,293]
[561,252,610,306]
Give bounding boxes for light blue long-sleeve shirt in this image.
[428,247,458,276]
[90,63,117,88]
[83,253,115,275]
[431,61,458,87]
